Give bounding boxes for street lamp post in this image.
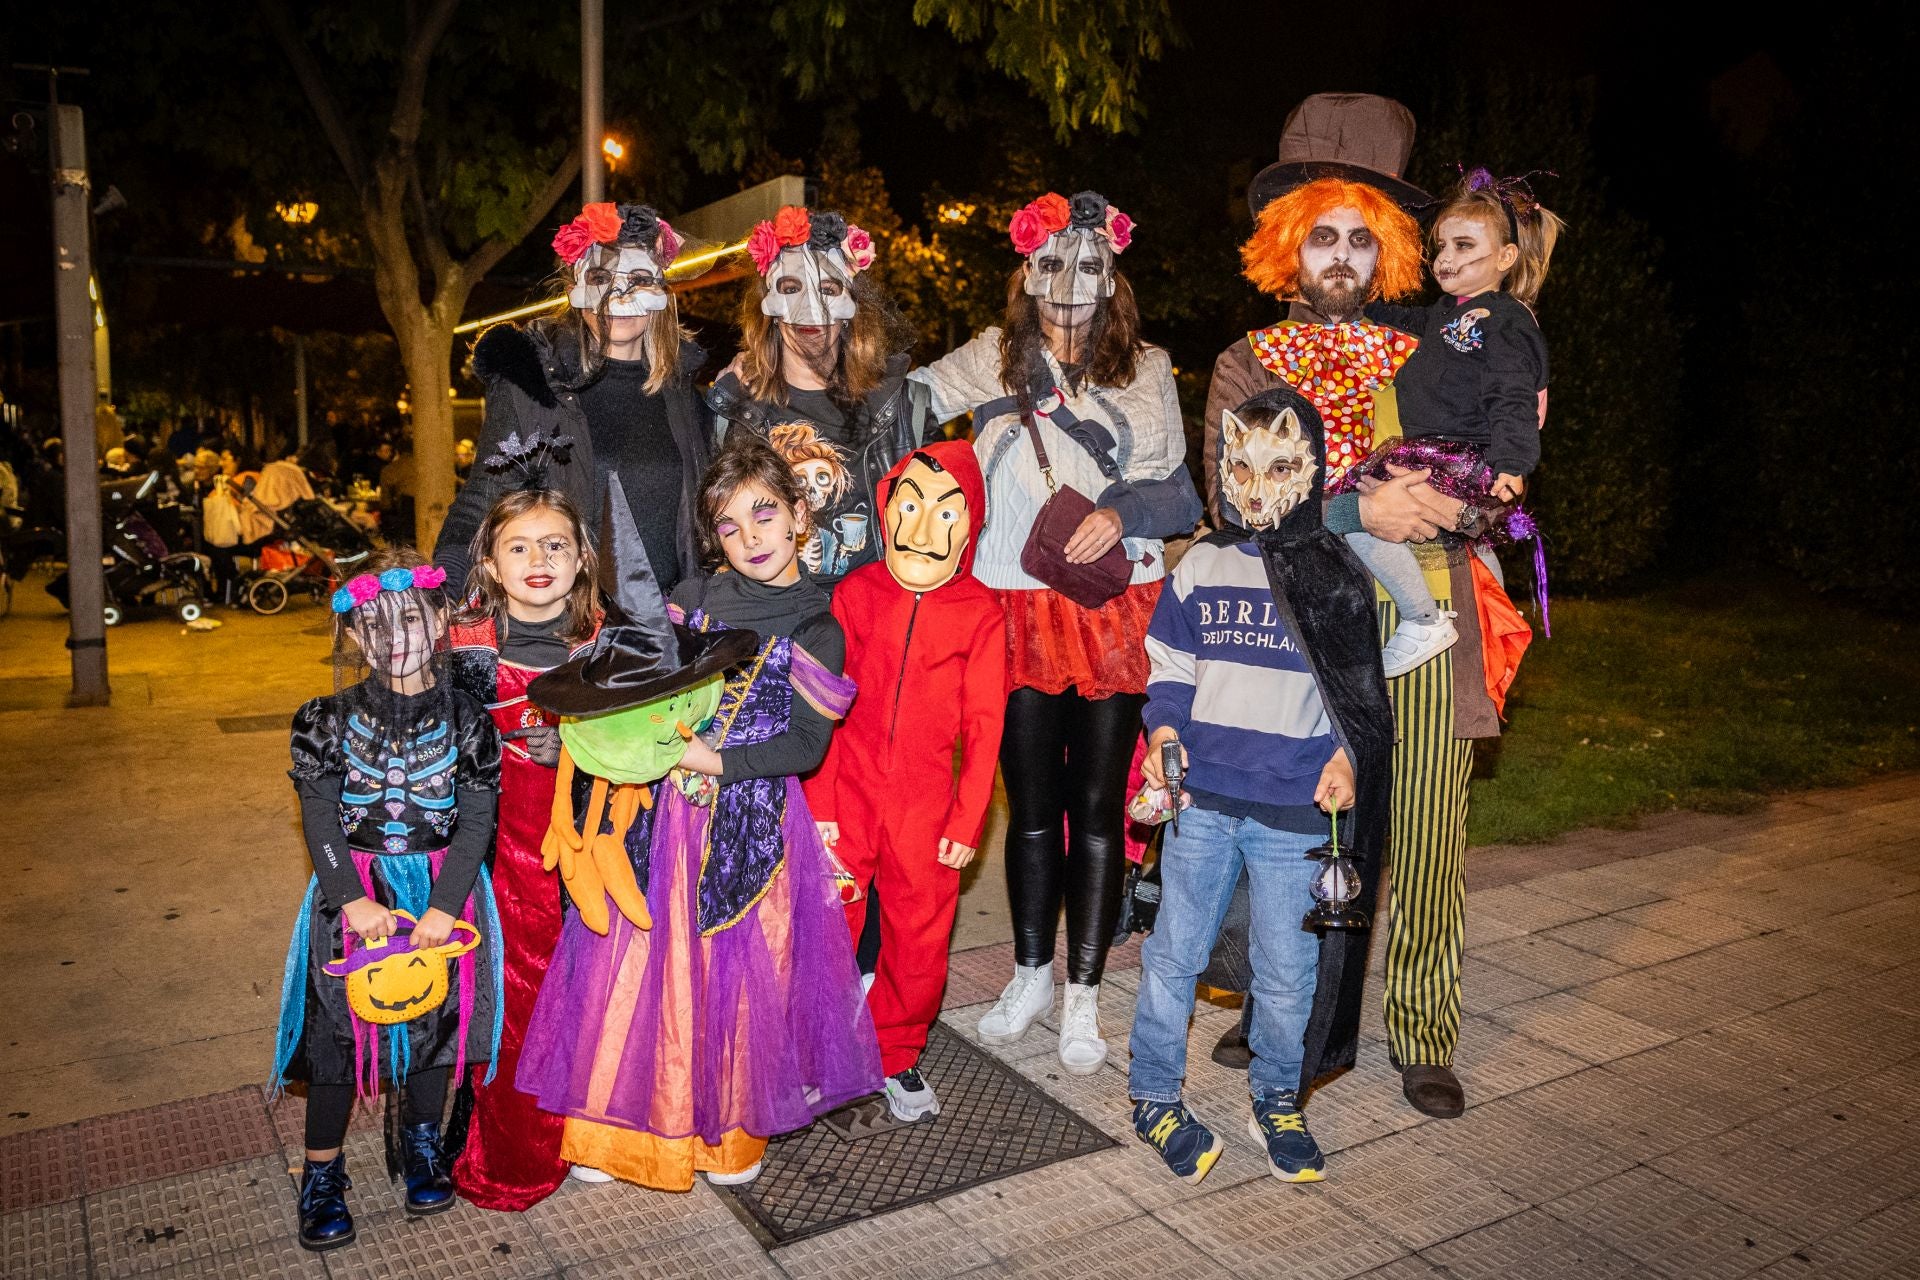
[50,102,109,705]
[581,0,605,203]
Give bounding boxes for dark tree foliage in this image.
[1408,75,1682,591]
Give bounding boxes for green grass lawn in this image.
[1467,573,1920,844]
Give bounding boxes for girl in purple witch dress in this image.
[517,435,879,1191]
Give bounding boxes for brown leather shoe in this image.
[1401,1064,1465,1118]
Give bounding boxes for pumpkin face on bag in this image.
[323,911,481,1025]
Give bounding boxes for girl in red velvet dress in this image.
[445,456,601,1212]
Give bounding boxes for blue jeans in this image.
[1128,807,1322,1103]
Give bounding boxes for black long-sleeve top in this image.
[669,571,845,783]
[1367,290,1547,478]
[289,683,502,918]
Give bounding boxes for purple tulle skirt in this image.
[516,777,882,1144]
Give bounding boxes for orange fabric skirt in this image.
[993,580,1163,702]
[561,1117,768,1192]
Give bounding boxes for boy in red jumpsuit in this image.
[807,441,1006,1122]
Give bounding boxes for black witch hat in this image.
[527,474,758,717]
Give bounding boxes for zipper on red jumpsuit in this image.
[888,594,923,749]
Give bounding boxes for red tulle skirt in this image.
[992,579,1163,701]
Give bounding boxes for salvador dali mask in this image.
[570,244,669,316]
[1220,407,1317,530]
[883,453,973,592]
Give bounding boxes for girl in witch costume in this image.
[516,442,880,1192]
[442,431,600,1212]
[436,202,712,596]
[272,547,505,1252]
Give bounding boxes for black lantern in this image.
[1303,808,1368,931]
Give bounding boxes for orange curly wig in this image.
[1241,178,1424,302]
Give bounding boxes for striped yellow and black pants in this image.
[1378,596,1476,1068]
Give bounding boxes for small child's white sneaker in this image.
[567,1164,615,1184]
[1380,612,1459,679]
[977,962,1054,1045]
[1058,983,1108,1074]
[704,1162,763,1186]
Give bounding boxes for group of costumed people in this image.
[269,90,1561,1251]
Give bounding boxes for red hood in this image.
[876,439,987,582]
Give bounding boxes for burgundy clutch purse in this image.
[1017,409,1132,610]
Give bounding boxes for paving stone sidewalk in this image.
[4,770,1915,1279]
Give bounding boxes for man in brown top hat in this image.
[1200,92,1498,1122]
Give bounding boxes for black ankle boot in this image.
[1211,997,1255,1070]
[298,1155,355,1251]
[401,1121,455,1214]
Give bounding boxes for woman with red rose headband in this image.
[708,204,933,593]
[436,202,712,600]
[910,190,1201,1075]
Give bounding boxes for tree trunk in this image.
[400,317,458,552]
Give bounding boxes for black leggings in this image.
[304,1066,449,1152]
[1000,685,1145,985]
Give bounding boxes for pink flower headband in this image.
[551,202,682,267]
[1008,189,1133,257]
[332,564,447,614]
[746,205,875,275]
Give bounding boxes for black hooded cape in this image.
[1199,383,1396,1096]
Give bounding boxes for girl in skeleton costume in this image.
[272,547,505,1251]
[708,205,934,593]
[436,202,712,597]
[517,441,879,1192]
[910,191,1201,1074]
[442,432,600,1212]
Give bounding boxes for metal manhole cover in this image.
[713,1020,1115,1246]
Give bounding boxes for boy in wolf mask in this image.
[1129,390,1390,1184]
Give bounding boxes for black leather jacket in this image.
[435,322,711,593]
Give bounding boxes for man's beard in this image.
[1299,267,1367,321]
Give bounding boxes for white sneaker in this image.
[567,1164,615,1184]
[977,962,1054,1045]
[1380,612,1459,679]
[703,1162,763,1187]
[884,1067,941,1122]
[1058,983,1108,1074]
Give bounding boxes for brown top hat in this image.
[1247,93,1431,216]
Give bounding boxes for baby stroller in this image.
[233,481,379,615]
[47,471,212,625]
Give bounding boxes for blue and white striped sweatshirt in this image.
[1144,538,1338,829]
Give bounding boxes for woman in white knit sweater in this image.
[910,190,1200,1074]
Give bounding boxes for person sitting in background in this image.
[454,438,477,487]
[380,444,417,543]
